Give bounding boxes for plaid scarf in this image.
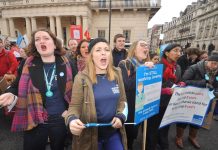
[77,56,86,71]
[11,56,72,132]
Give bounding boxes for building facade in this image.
[147,24,163,52]
[162,0,218,51]
[0,0,161,46]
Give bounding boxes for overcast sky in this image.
[148,0,198,28]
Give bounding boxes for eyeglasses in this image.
[172,49,181,54]
[139,43,148,48]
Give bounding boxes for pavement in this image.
[1,109,218,150]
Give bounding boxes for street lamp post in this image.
[109,0,112,43]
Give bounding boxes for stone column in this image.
[2,18,9,36]
[9,18,16,37]
[82,16,88,37]
[31,17,37,32]
[49,16,56,35]
[25,17,32,39]
[55,16,63,40]
[76,16,81,25]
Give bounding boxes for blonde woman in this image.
[65,38,128,150]
[118,40,153,150]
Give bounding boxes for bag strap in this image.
[120,60,131,77]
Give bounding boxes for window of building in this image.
[98,30,105,38]
[99,0,106,8]
[15,30,18,37]
[125,0,133,7]
[212,26,217,37]
[123,30,131,43]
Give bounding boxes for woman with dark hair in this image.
[146,43,183,150]
[150,52,160,64]
[0,28,74,150]
[76,39,89,71]
[177,47,200,76]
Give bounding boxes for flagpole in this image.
[108,0,112,44]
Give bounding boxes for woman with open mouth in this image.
[118,40,154,150]
[0,28,74,150]
[75,39,90,71]
[65,38,128,150]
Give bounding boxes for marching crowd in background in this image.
[0,28,218,150]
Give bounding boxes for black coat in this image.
[118,59,136,122]
[177,54,198,76]
[182,60,218,90]
[112,48,128,67]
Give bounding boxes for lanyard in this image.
[43,64,56,97]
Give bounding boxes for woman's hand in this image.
[111,117,122,129]
[0,93,15,107]
[69,119,85,136]
[144,61,154,68]
[4,74,16,85]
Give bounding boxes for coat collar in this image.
[29,56,66,101]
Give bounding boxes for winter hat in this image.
[162,43,181,58]
[88,38,108,53]
[208,52,218,62]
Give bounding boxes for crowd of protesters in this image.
[0,28,218,150]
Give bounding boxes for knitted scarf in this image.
[162,57,177,82]
[128,57,144,69]
[11,56,72,132]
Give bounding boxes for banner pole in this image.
[142,120,147,150]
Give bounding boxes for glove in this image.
[177,82,186,87]
[206,83,214,91]
[161,88,173,95]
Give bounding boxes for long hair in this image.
[127,40,150,62]
[28,28,66,57]
[76,39,89,57]
[86,41,116,84]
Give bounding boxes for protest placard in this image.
[160,86,211,128]
[134,64,163,124]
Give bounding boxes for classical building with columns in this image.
[162,0,218,51]
[0,0,161,46]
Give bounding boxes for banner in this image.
[70,25,82,41]
[134,64,163,124]
[16,33,29,48]
[160,86,212,128]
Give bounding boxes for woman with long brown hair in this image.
[0,28,73,150]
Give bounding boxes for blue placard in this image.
[134,64,163,124]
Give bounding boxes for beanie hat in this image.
[162,43,181,58]
[208,52,218,62]
[88,38,108,53]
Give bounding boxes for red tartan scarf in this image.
[11,56,72,132]
[77,56,86,71]
[162,57,177,82]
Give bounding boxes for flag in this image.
[84,29,91,40]
[16,32,23,47]
[16,33,29,48]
